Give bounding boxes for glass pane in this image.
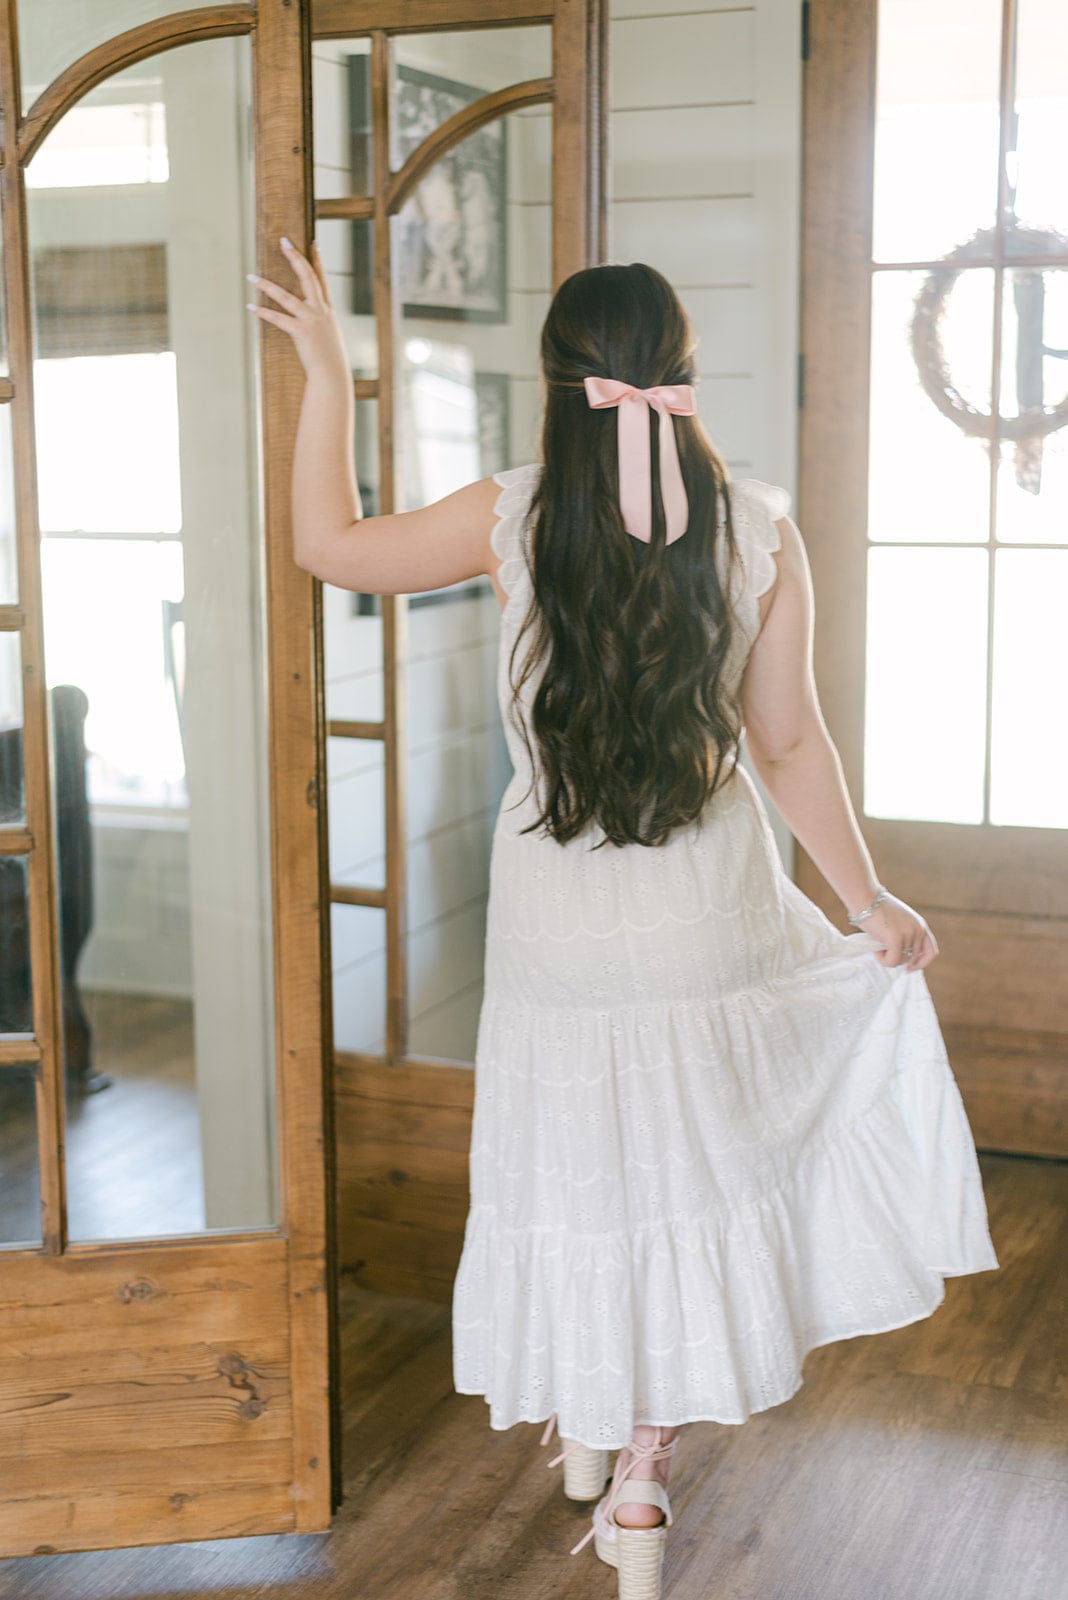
[331,903,385,1054]
[327,736,385,893]
[0,219,7,377]
[0,631,25,824]
[350,395,379,515]
[388,106,547,1062]
[312,37,372,200]
[311,219,379,380]
[18,1,225,115]
[864,547,989,824]
[324,586,383,725]
[0,408,17,603]
[406,588,504,1064]
[25,83,168,188]
[26,37,278,1240]
[996,268,1068,539]
[1008,0,1068,256]
[0,855,33,1034]
[312,41,376,371]
[391,28,552,157]
[0,1065,41,1248]
[990,549,1068,827]
[868,268,993,541]
[872,0,1002,264]
[34,355,181,533]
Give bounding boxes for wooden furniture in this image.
[0,686,101,1093]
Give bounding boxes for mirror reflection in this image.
[317,28,550,1063]
[0,36,278,1246]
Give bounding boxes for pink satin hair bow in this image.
[583,376,697,544]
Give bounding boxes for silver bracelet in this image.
[848,885,889,926]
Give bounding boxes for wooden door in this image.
[0,0,338,1554]
[309,0,606,1295]
[0,0,608,1551]
[799,0,1068,1157]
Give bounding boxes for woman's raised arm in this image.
[247,235,499,594]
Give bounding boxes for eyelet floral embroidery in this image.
[455,465,1000,1451]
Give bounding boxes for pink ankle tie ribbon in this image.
[583,376,697,544]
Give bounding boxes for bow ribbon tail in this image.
[616,391,653,542]
[650,396,689,544]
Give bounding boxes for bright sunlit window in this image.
[40,538,187,810]
[864,0,1068,830]
[34,353,182,534]
[34,352,186,810]
[25,99,168,188]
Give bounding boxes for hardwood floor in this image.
[0,1150,1064,1598]
[0,989,203,1245]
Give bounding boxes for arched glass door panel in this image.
[314,17,566,1066]
[17,0,235,113]
[21,37,277,1241]
[397,104,549,1063]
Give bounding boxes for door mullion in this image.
[551,0,606,283]
[371,28,409,1061]
[0,0,67,1255]
[983,0,1019,828]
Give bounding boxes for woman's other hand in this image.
[861,892,939,973]
[246,237,349,382]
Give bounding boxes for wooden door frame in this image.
[0,0,338,1552]
[797,0,1068,1158]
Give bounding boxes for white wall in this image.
[608,0,802,869]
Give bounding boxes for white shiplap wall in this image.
[609,0,801,487]
[608,0,802,869]
[321,2,803,1059]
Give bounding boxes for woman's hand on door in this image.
[246,237,349,384]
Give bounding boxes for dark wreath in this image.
[909,224,1068,445]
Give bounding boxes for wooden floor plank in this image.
[0,1152,1064,1598]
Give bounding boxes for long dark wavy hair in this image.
[506,261,743,849]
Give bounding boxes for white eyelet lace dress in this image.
[451,461,1000,1452]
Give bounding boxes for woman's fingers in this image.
[310,240,332,305]
[905,923,937,972]
[247,240,325,319]
[248,273,304,317]
[904,928,925,971]
[279,235,324,304]
[247,303,300,334]
[864,897,939,973]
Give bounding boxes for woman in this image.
[249,242,999,1598]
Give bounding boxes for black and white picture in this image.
[473,371,512,476]
[347,57,508,323]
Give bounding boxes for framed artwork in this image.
[347,55,508,323]
[473,371,512,477]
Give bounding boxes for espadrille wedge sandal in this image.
[595,1481,673,1598]
[567,1427,678,1600]
[539,1412,612,1501]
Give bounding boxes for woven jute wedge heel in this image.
[595,1481,672,1599]
[538,1412,611,1500]
[566,1426,678,1599]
